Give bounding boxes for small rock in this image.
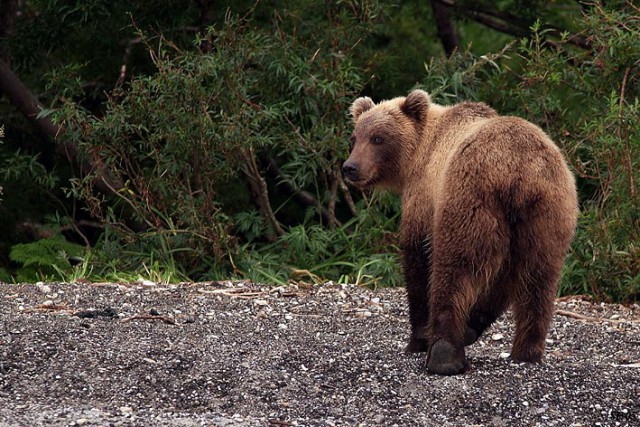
[254,299,269,306]
[491,333,504,341]
[76,418,88,425]
[499,352,511,359]
[278,323,288,330]
[37,284,52,294]
[136,278,156,287]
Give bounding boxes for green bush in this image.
[2,1,638,301]
[55,3,403,284]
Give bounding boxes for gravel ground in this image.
[1,281,639,426]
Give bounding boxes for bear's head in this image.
[342,89,431,192]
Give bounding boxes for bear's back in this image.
[437,112,576,218]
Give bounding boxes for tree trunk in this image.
[0,58,127,212]
[430,0,458,56]
[0,0,18,63]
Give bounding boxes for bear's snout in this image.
[342,160,359,182]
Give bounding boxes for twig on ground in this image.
[197,289,266,298]
[24,304,73,313]
[121,314,176,325]
[555,309,638,324]
[269,420,295,427]
[556,295,591,302]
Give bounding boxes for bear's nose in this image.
[342,161,359,181]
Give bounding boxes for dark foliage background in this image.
[0,0,638,301]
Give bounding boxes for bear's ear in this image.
[401,89,431,122]
[350,96,375,122]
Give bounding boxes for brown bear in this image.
[343,90,578,375]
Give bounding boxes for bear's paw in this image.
[427,339,469,375]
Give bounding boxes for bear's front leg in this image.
[424,236,481,374]
[427,295,469,375]
[401,236,432,353]
[426,269,472,375]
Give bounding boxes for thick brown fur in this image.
[343,90,578,375]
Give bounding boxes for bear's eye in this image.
[349,135,356,149]
[371,136,384,145]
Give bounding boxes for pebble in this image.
[136,278,156,287]
[37,284,52,294]
[355,310,373,318]
[491,333,504,341]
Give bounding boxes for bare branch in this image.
[432,0,590,49]
[116,37,143,87]
[242,148,285,239]
[0,58,61,141]
[327,166,341,229]
[339,177,358,218]
[261,155,335,226]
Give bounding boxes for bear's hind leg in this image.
[510,204,574,363]
[510,257,563,363]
